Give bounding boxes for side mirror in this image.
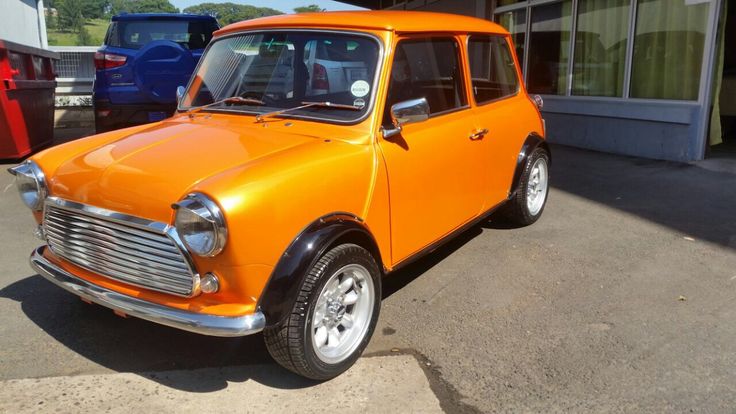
[176,86,186,104]
[383,97,430,139]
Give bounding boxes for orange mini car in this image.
[9,11,549,379]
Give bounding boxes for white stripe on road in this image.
[0,355,442,413]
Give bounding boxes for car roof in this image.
[112,13,217,22]
[216,10,508,36]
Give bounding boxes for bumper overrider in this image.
[30,246,266,337]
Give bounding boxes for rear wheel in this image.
[263,244,381,380]
[500,147,550,226]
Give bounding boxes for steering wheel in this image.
[240,91,277,106]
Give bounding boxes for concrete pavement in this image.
[0,355,442,414]
[2,140,736,413]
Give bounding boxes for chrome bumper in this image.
[30,246,266,337]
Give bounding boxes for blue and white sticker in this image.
[350,80,370,98]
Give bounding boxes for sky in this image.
[170,0,365,13]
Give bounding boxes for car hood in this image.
[48,119,319,221]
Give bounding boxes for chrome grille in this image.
[43,198,199,297]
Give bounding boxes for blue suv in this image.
[93,13,219,132]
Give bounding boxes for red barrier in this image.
[0,40,59,159]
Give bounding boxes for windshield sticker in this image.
[353,98,366,109]
[350,80,370,98]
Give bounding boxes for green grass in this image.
[47,18,110,46]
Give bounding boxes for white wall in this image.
[0,0,47,48]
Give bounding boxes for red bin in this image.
[0,40,59,159]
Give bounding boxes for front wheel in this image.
[500,146,550,226]
[263,244,381,380]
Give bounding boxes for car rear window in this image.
[467,35,520,104]
[105,20,218,50]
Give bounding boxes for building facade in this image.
[343,0,733,162]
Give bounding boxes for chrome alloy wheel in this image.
[526,157,549,216]
[311,264,375,364]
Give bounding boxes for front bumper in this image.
[30,246,266,337]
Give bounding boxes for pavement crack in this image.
[364,348,484,414]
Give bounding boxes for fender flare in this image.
[509,133,551,198]
[257,213,383,327]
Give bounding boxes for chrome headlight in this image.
[8,160,47,211]
[173,193,227,257]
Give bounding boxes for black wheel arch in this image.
[509,133,551,198]
[257,213,383,327]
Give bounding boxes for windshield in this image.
[180,31,381,122]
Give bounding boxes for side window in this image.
[384,37,467,123]
[467,36,520,104]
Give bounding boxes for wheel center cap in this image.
[326,300,346,323]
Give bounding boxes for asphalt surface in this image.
[2,136,736,413]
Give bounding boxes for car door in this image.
[378,36,487,264]
[466,34,529,207]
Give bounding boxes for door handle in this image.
[469,128,489,140]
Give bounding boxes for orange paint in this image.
[27,11,544,319]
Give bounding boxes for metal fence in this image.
[49,46,97,102]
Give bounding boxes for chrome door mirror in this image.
[176,86,186,104]
[383,97,430,138]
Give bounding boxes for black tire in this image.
[500,146,550,226]
[263,243,381,380]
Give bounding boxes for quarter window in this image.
[384,37,467,121]
[468,36,520,104]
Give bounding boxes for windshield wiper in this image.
[184,96,265,116]
[255,101,362,123]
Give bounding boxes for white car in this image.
[304,38,369,95]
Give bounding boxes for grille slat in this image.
[44,220,184,260]
[44,202,197,297]
[45,214,180,253]
[50,246,192,293]
[43,224,189,269]
[45,233,192,279]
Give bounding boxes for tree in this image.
[57,0,85,32]
[109,0,177,15]
[183,3,281,26]
[77,25,93,45]
[293,4,324,13]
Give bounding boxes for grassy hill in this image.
[47,18,110,46]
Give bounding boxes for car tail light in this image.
[312,63,329,92]
[94,52,127,70]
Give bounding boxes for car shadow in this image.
[0,275,318,392]
[1,221,489,393]
[549,144,736,250]
[383,225,484,299]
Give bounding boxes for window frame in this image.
[466,33,522,107]
[384,34,471,121]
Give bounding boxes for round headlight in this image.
[173,193,227,257]
[9,160,47,211]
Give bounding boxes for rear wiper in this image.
[255,101,361,123]
[184,96,265,116]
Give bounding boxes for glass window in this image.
[496,9,527,72]
[527,1,573,95]
[630,0,710,100]
[106,20,218,50]
[572,0,631,97]
[182,31,380,122]
[384,38,467,121]
[496,0,526,6]
[468,36,520,103]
